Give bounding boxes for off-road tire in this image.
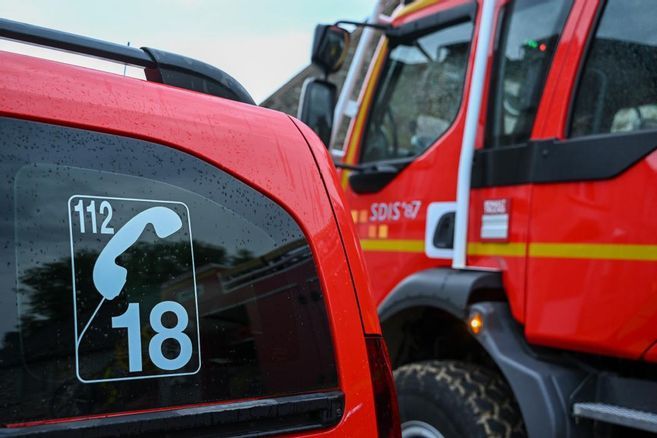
[394,360,526,438]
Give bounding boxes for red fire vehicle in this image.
[0,19,399,437]
[300,0,657,436]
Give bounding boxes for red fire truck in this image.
[300,0,657,436]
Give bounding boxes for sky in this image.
[0,0,374,103]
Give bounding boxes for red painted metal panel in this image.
[291,118,382,335]
[468,185,532,323]
[525,0,657,359]
[525,154,657,359]
[0,50,378,433]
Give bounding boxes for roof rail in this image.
[0,18,255,105]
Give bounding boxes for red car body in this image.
[0,29,398,437]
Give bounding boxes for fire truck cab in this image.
[301,0,657,436]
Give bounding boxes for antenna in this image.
[123,41,130,76]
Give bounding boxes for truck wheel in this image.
[394,360,525,438]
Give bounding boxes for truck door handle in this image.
[433,211,455,249]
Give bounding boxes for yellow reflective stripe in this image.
[529,243,657,261]
[340,39,388,189]
[467,242,527,257]
[467,242,657,261]
[359,239,657,261]
[361,240,526,256]
[395,0,440,18]
[361,239,424,252]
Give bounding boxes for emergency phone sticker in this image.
[68,195,201,383]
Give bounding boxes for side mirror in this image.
[311,25,350,75]
[297,78,337,147]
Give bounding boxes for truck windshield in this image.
[360,19,473,164]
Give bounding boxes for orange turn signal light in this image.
[468,312,483,335]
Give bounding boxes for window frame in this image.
[484,0,574,149]
[564,0,657,139]
[469,0,657,187]
[356,7,476,166]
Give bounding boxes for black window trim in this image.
[471,129,657,187]
[0,391,345,437]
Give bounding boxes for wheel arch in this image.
[378,268,505,369]
[378,267,505,322]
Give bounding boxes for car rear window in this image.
[0,117,338,425]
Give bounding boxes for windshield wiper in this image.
[413,41,433,62]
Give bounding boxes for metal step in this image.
[573,402,657,433]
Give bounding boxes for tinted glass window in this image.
[487,0,571,148]
[360,20,473,163]
[0,117,337,424]
[570,0,657,137]
[300,79,335,146]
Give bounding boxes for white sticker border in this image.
[68,194,202,384]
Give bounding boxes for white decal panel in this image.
[68,195,201,383]
[481,198,510,241]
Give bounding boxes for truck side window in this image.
[360,19,473,163]
[570,0,657,137]
[487,0,571,148]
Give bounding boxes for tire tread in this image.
[394,360,526,438]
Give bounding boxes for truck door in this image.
[339,0,476,305]
[522,0,657,361]
[469,0,576,323]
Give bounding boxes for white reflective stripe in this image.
[453,0,496,269]
[480,214,509,240]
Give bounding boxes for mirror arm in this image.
[334,162,400,174]
[334,162,365,171]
